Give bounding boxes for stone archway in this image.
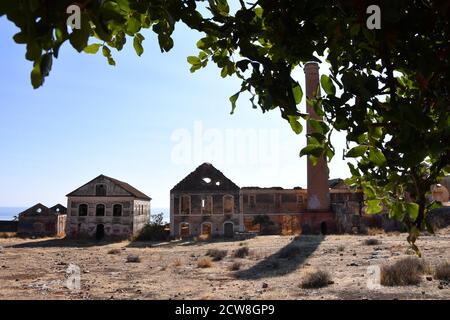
[201,222,212,237]
[223,222,234,238]
[180,223,190,238]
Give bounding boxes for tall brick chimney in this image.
[304,62,330,212]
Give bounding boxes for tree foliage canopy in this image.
[1,0,449,253]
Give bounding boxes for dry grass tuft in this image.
[278,245,301,259]
[173,258,182,267]
[229,261,242,271]
[126,254,141,263]
[363,238,381,246]
[300,270,332,289]
[206,249,227,261]
[434,261,450,281]
[0,232,16,239]
[367,228,385,236]
[197,257,213,268]
[233,246,250,258]
[107,248,121,255]
[381,257,428,286]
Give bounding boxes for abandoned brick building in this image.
[66,175,151,239]
[170,163,363,238]
[170,163,240,238]
[17,203,67,237]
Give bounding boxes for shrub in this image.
[126,254,141,263]
[363,238,381,246]
[197,257,213,268]
[278,245,301,259]
[206,249,227,261]
[134,213,169,241]
[337,245,345,252]
[229,261,241,271]
[434,261,450,281]
[300,270,332,289]
[233,246,250,258]
[381,257,427,286]
[252,214,274,234]
[107,248,121,255]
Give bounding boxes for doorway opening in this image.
[96,224,105,240]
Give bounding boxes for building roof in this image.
[66,174,151,200]
[50,204,67,215]
[171,163,239,192]
[19,203,58,217]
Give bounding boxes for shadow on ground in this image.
[234,234,324,280]
[7,237,123,248]
[127,235,255,248]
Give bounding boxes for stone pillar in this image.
[304,62,330,212]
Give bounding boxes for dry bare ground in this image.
[0,230,449,300]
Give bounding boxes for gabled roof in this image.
[66,174,151,200]
[50,204,67,215]
[19,203,56,217]
[171,163,239,192]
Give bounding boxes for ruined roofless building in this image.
[66,175,151,239]
[170,163,240,238]
[17,203,67,237]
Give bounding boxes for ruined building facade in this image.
[66,175,151,239]
[170,163,364,238]
[17,203,67,237]
[170,163,240,238]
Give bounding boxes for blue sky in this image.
[0,16,351,208]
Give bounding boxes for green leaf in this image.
[369,147,386,166]
[362,182,376,198]
[25,41,41,61]
[40,53,52,77]
[13,31,27,44]
[366,199,383,214]
[346,145,368,157]
[187,56,201,66]
[320,74,336,95]
[389,201,405,220]
[287,115,303,134]
[133,33,145,56]
[69,14,91,52]
[300,144,323,157]
[292,83,303,105]
[83,43,102,54]
[126,16,141,34]
[406,202,419,220]
[229,92,240,114]
[30,61,42,89]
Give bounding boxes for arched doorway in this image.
[180,223,190,238]
[201,223,212,237]
[320,221,327,235]
[96,224,105,240]
[223,222,234,238]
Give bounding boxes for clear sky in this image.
[0,16,351,208]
